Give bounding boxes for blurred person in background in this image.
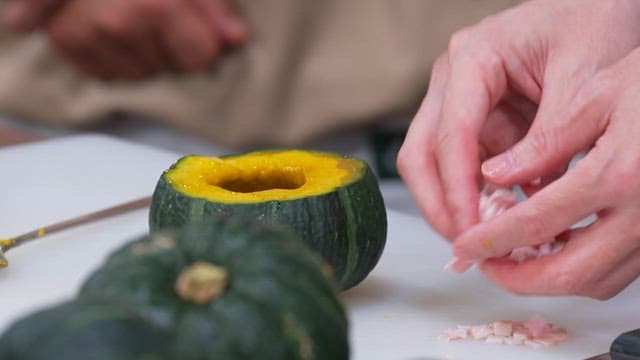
[0,0,522,154]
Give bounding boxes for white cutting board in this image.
[1,134,638,360]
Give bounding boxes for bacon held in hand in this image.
[446,184,565,272]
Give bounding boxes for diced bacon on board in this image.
[439,315,568,348]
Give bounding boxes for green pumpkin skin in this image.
[0,301,169,360]
[80,217,350,360]
[149,151,387,290]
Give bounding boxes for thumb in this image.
[2,0,63,31]
[481,83,612,186]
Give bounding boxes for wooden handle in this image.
[0,196,152,268]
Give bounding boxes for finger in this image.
[519,165,567,198]
[190,0,248,46]
[45,8,105,77]
[479,95,534,159]
[481,70,614,187]
[3,0,63,31]
[437,45,509,234]
[582,247,640,300]
[47,10,145,80]
[99,0,177,75]
[160,4,220,72]
[397,54,455,239]
[453,148,610,262]
[478,208,640,297]
[88,9,163,79]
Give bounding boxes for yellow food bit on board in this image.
[0,249,7,268]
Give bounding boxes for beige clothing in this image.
[0,0,522,147]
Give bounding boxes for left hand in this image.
[2,0,248,79]
[454,48,640,299]
[2,0,64,31]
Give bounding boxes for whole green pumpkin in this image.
[149,150,387,290]
[79,216,350,359]
[0,300,169,360]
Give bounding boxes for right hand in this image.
[3,0,249,79]
[397,0,640,240]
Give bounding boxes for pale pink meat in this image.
[480,184,565,263]
[439,315,568,348]
[445,184,564,272]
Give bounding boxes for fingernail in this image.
[481,154,512,179]
[444,257,475,273]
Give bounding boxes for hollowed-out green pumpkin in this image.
[0,301,169,360]
[77,217,349,359]
[149,150,387,290]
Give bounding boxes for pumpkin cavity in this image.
[214,167,306,193]
[175,261,229,305]
[164,151,363,203]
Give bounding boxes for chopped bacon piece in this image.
[523,314,553,337]
[492,320,513,337]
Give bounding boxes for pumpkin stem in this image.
[175,261,229,304]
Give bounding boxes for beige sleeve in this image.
[0,0,523,147]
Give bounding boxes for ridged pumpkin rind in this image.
[0,301,169,360]
[149,151,387,290]
[79,217,349,360]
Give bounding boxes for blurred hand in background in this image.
[2,0,249,79]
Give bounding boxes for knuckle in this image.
[447,27,473,55]
[435,129,454,154]
[395,145,413,177]
[473,47,503,79]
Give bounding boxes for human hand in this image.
[3,0,248,79]
[2,0,64,31]
[453,48,640,299]
[396,0,640,240]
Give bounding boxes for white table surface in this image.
[1,134,638,360]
